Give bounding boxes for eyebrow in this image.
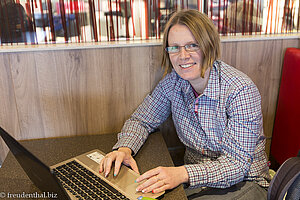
[168,41,197,46]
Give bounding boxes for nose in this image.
[178,46,190,59]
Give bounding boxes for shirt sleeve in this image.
[184,84,264,189]
[113,80,172,155]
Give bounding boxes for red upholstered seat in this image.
[271,48,300,165]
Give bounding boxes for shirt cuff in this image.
[184,164,208,189]
[112,135,144,156]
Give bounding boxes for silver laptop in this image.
[0,126,164,200]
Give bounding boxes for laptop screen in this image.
[0,127,69,199]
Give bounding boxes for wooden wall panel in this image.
[9,52,46,139]
[0,53,21,165]
[120,47,153,120]
[149,46,164,88]
[33,50,73,138]
[9,47,163,139]
[0,38,299,164]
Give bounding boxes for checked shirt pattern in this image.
[113,61,270,189]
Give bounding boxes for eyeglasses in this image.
[165,43,200,54]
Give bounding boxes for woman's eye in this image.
[189,44,198,48]
[168,46,179,52]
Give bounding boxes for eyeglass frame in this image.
[165,43,200,54]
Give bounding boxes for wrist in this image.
[178,166,189,184]
[118,147,132,155]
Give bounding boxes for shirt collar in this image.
[178,61,220,101]
[202,61,220,101]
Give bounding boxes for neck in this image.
[189,68,211,95]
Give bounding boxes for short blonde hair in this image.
[161,9,220,78]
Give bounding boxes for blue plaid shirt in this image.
[113,61,270,189]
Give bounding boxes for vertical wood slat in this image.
[0,53,21,165]
[10,52,46,139]
[0,38,299,165]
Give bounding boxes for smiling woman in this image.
[167,24,208,94]
[162,10,220,80]
[100,9,271,199]
[161,9,220,94]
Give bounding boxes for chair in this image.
[0,1,34,43]
[267,153,300,200]
[270,48,300,165]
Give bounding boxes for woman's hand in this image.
[135,166,189,194]
[99,147,140,177]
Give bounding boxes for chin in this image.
[180,74,197,81]
[179,70,200,80]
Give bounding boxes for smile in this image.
[179,63,196,69]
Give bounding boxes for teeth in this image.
[180,63,195,68]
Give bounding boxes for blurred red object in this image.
[271,48,300,164]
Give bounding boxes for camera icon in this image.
[0,192,6,198]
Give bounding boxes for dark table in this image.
[0,132,187,200]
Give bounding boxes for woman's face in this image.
[167,24,204,83]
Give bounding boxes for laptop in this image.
[0,126,164,200]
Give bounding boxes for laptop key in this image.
[116,192,122,196]
[81,193,88,197]
[78,190,84,194]
[107,192,113,196]
[87,190,93,195]
[100,193,106,198]
[103,189,109,193]
[103,196,110,200]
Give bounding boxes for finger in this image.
[152,183,169,194]
[99,158,104,173]
[141,179,166,193]
[129,159,140,175]
[114,155,124,176]
[136,175,159,192]
[136,167,160,182]
[104,159,112,177]
[104,155,115,177]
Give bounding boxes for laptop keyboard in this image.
[53,160,130,200]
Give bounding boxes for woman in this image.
[100,9,270,199]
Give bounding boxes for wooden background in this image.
[0,37,299,165]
